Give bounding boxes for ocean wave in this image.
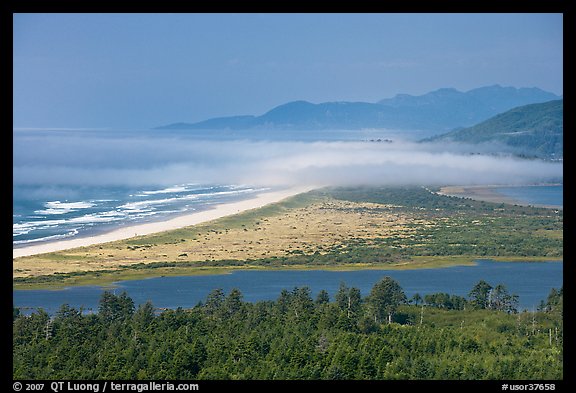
[13,227,31,236]
[14,218,69,231]
[119,197,190,211]
[13,229,79,245]
[138,186,188,195]
[199,187,267,198]
[119,188,261,211]
[68,213,127,225]
[13,211,127,234]
[35,200,96,215]
[13,184,270,243]
[137,184,206,196]
[125,211,159,219]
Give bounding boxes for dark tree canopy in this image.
[368,276,407,324]
[469,280,493,310]
[98,291,135,322]
[12,282,562,380]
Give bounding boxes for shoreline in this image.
[13,185,317,259]
[436,184,563,209]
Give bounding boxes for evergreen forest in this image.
[13,278,563,380]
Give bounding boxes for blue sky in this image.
[13,13,563,129]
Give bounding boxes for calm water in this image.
[13,260,562,314]
[495,185,563,208]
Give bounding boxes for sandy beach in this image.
[13,186,316,259]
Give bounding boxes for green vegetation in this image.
[13,279,563,380]
[323,186,562,258]
[427,99,563,159]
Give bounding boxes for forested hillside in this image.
[425,100,563,159]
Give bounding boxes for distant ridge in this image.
[156,85,560,133]
[424,99,563,159]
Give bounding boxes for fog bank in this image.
[13,130,562,190]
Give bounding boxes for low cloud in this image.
[13,131,562,191]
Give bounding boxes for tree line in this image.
[13,277,562,380]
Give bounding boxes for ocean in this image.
[13,183,267,247]
[13,128,277,248]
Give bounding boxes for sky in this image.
[13,13,563,129]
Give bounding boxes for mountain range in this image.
[156,85,560,133]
